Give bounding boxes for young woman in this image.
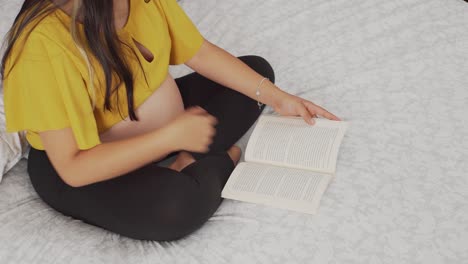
[1,0,341,241]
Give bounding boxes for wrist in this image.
[264,81,288,109]
[156,124,180,153]
[258,80,286,109]
[271,88,287,110]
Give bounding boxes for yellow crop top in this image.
[3,0,204,150]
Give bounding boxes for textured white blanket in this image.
[1,0,467,263]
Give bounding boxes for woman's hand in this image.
[163,106,218,152]
[272,92,341,125]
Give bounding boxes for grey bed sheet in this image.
[1,0,468,263]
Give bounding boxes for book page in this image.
[221,162,332,215]
[245,115,348,174]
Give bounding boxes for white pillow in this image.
[0,0,30,182]
[0,85,29,182]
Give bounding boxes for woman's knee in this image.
[238,55,275,84]
[118,170,221,241]
[126,197,218,241]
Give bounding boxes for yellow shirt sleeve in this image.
[3,30,101,150]
[157,0,205,65]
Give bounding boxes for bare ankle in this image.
[169,151,196,172]
[227,145,241,166]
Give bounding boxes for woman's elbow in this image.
[58,167,84,188]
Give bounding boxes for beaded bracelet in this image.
[255,77,268,110]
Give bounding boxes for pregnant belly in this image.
[99,73,185,143]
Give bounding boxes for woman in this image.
[1,0,341,241]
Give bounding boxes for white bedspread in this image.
[1,0,468,263]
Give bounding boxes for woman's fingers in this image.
[303,100,341,121]
[299,104,315,125]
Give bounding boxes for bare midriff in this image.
[92,1,187,150]
[98,73,185,144]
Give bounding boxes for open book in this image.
[221,114,349,214]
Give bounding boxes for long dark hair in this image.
[1,0,141,121]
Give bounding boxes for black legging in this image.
[27,55,275,241]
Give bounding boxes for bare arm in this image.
[185,39,341,124]
[39,106,216,188]
[39,126,175,188]
[185,39,285,109]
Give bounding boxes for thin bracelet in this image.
[255,77,268,110]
